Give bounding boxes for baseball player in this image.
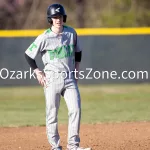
[25,3,91,150]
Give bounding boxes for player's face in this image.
[52,15,63,28]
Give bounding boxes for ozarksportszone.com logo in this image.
[0,68,148,80]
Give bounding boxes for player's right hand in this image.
[34,68,47,87]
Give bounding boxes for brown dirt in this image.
[0,122,150,150]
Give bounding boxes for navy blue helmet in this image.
[47,4,67,23]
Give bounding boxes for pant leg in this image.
[62,79,81,149]
[44,83,62,150]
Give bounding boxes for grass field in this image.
[0,84,150,127]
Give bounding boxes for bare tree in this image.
[0,0,24,29]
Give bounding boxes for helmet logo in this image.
[55,7,60,12]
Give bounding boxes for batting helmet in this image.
[47,4,67,24]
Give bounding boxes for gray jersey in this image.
[25,26,81,72]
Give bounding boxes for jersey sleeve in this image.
[74,30,82,52]
[25,34,44,59]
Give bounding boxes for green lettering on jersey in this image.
[48,45,74,60]
[58,47,66,59]
[28,43,37,51]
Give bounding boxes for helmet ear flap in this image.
[47,17,53,24]
[63,15,67,23]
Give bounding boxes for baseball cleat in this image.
[53,146,62,150]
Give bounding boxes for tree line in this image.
[0,0,150,29]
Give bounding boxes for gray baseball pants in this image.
[43,71,81,150]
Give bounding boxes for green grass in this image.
[0,84,150,127]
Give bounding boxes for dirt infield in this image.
[0,122,150,150]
